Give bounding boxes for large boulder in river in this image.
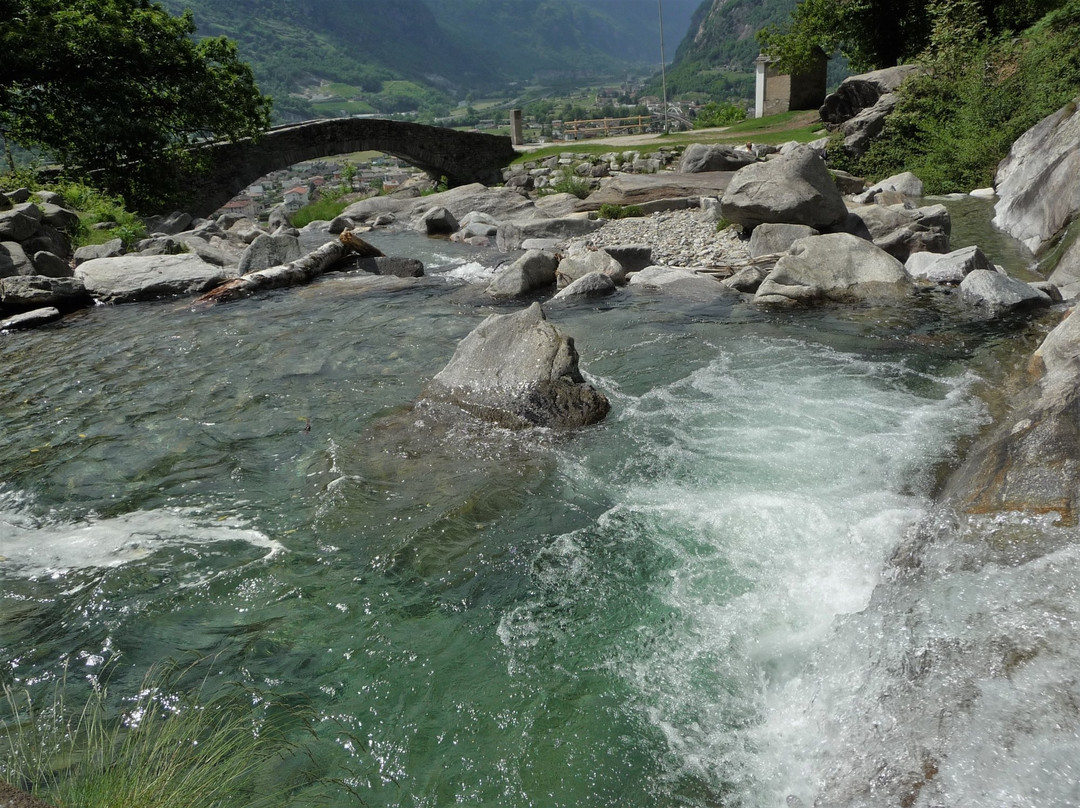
[425,302,610,429]
[720,149,848,231]
[754,232,914,306]
[994,100,1080,254]
[959,269,1050,315]
[76,253,231,303]
[486,250,558,298]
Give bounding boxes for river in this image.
[1,203,1074,807]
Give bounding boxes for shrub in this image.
[548,171,592,200]
[290,190,350,228]
[694,101,747,129]
[598,203,645,219]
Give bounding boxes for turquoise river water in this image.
[2,206,1078,807]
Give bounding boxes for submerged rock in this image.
[425,302,610,429]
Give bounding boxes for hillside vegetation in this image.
[812,0,1080,192]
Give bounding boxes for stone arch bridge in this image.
[180,118,518,218]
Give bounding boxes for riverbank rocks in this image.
[425,302,610,429]
[486,250,558,297]
[945,306,1080,525]
[720,149,848,231]
[821,65,922,158]
[678,144,757,173]
[1,276,90,313]
[994,98,1080,254]
[577,172,735,212]
[754,233,914,306]
[237,232,302,274]
[552,271,617,300]
[907,245,992,284]
[555,247,627,287]
[0,307,62,331]
[76,253,232,303]
[495,217,603,252]
[849,203,951,261]
[628,266,730,300]
[748,223,819,258]
[959,269,1050,315]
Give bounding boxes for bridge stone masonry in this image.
[178,118,519,219]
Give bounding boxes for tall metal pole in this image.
[658,0,669,134]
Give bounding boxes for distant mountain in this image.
[655,0,849,101]
[675,0,797,71]
[160,0,700,120]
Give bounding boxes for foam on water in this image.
[505,337,986,805]
[0,490,284,579]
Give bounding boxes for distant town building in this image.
[283,185,310,209]
[754,50,828,118]
[221,196,258,219]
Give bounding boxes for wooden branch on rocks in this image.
[195,230,384,305]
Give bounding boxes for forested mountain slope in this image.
[159,0,699,120]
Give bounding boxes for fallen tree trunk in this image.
[195,230,384,305]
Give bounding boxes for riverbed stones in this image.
[76,253,230,303]
[354,256,425,278]
[850,203,951,260]
[720,149,848,231]
[854,171,925,204]
[0,209,40,242]
[994,100,1080,254]
[425,302,610,429]
[959,269,1050,314]
[486,250,559,298]
[754,233,914,306]
[552,271,617,300]
[577,172,735,212]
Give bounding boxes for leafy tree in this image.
[758,0,932,72]
[0,0,272,210]
[694,101,747,128]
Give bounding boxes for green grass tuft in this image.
[1,661,289,808]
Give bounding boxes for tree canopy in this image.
[758,0,1065,72]
[0,0,272,210]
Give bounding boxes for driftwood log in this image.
[195,230,384,305]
